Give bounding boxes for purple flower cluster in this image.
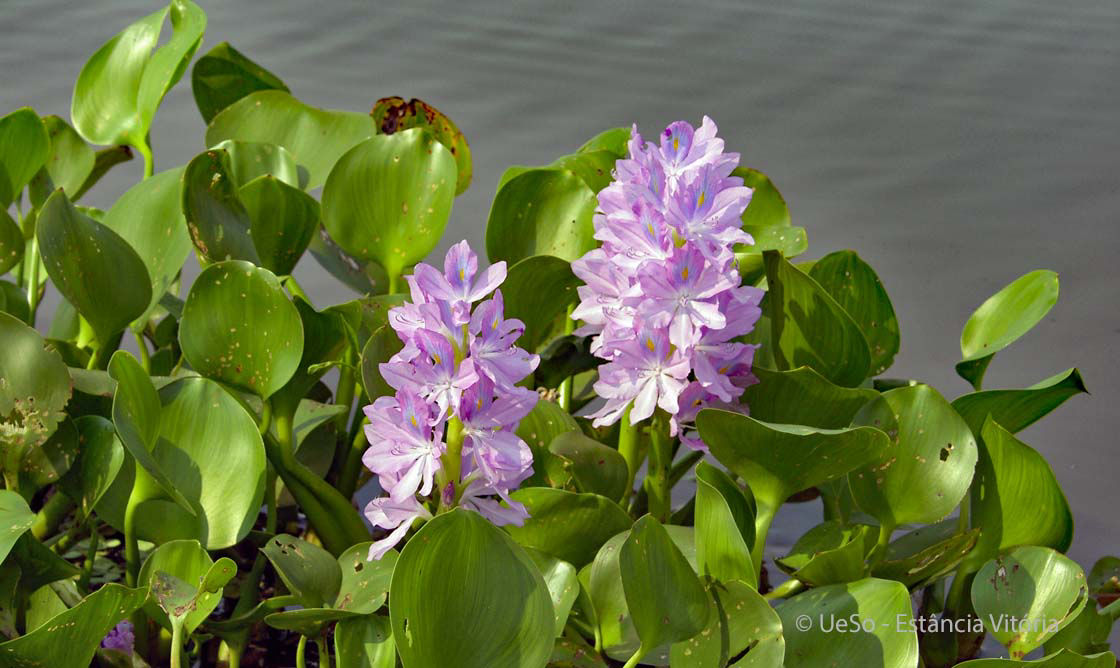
[362,241,540,559]
[101,620,134,653]
[571,117,763,448]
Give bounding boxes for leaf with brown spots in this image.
[372,96,471,195]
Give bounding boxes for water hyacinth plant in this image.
[0,3,1117,668]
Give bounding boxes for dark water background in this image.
[3,0,1119,655]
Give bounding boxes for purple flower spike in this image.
[362,241,538,559]
[101,620,134,653]
[571,117,763,448]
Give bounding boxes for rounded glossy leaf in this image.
[777,521,875,587]
[389,508,554,668]
[695,461,756,586]
[548,431,628,502]
[733,167,807,281]
[516,398,580,488]
[849,384,977,528]
[0,108,49,207]
[240,174,320,275]
[809,250,900,375]
[37,190,151,342]
[951,368,1087,436]
[871,518,979,589]
[505,488,632,568]
[58,416,124,521]
[670,580,785,668]
[696,409,889,517]
[180,261,303,398]
[526,547,579,637]
[957,270,1059,389]
[742,366,878,429]
[335,542,396,614]
[261,534,341,609]
[779,578,918,668]
[763,250,871,387]
[139,539,230,634]
[619,516,710,664]
[0,210,23,275]
[265,607,361,636]
[502,255,581,352]
[206,90,376,189]
[209,139,300,190]
[70,0,205,147]
[964,417,1073,571]
[321,130,456,277]
[191,41,289,125]
[972,546,1089,658]
[182,149,259,264]
[957,650,1118,668]
[0,312,71,455]
[486,169,597,265]
[154,377,267,548]
[102,166,192,323]
[335,615,396,668]
[371,96,472,195]
[577,127,630,158]
[42,116,94,197]
[0,584,147,667]
[0,490,34,563]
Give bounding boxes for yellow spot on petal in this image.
[697,190,706,207]
[459,268,465,282]
[433,353,442,365]
[646,338,655,352]
[673,137,679,152]
[681,266,689,280]
[410,415,418,427]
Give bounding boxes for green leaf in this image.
[548,431,628,502]
[57,417,123,522]
[733,167,807,282]
[696,408,889,547]
[777,521,875,587]
[619,516,710,665]
[741,366,878,429]
[74,146,135,201]
[206,89,376,189]
[389,508,554,668]
[849,384,978,528]
[516,398,580,488]
[335,615,396,668]
[778,578,918,668]
[763,250,871,387]
[0,312,71,456]
[151,377,267,548]
[694,461,756,586]
[956,650,1118,668]
[18,417,78,496]
[371,96,472,195]
[102,166,192,325]
[265,606,361,636]
[951,368,1087,436]
[0,108,49,208]
[0,210,23,275]
[964,417,1073,571]
[182,149,259,264]
[191,41,289,125]
[670,580,785,668]
[179,261,304,398]
[505,488,632,568]
[308,232,387,294]
[957,270,1060,389]
[0,490,34,563]
[971,546,1089,658]
[486,169,597,265]
[1044,603,1115,657]
[502,255,581,352]
[212,139,300,189]
[42,116,95,197]
[321,130,456,278]
[809,250,900,375]
[139,539,234,634]
[871,518,980,589]
[37,190,152,342]
[334,543,396,614]
[526,547,580,637]
[240,174,320,275]
[0,584,147,667]
[70,0,206,148]
[261,534,341,609]
[577,127,629,158]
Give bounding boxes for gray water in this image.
[4,0,1119,650]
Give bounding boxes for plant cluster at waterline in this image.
[1,2,1117,667]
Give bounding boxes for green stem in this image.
[25,236,40,325]
[643,412,672,522]
[557,305,575,412]
[133,330,151,374]
[1100,597,1120,621]
[622,647,646,668]
[227,644,242,668]
[136,140,154,179]
[123,480,149,659]
[750,503,777,584]
[296,635,308,668]
[764,578,805,601]
[617,408,640,506]
[31,492,74,539]
[79,519,99,592]
[338,424,369,501]
[668,450,704,489]
[870,523,894,566]
[438,417,465,511]
[170,623,184,668]
[87,331,122,371]
[315,636,332,668]
[284,275,311,303]
[387,270,400,295]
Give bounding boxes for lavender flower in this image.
[100,620,134,653]
[362,241,540,560]
[571,117,763,449]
